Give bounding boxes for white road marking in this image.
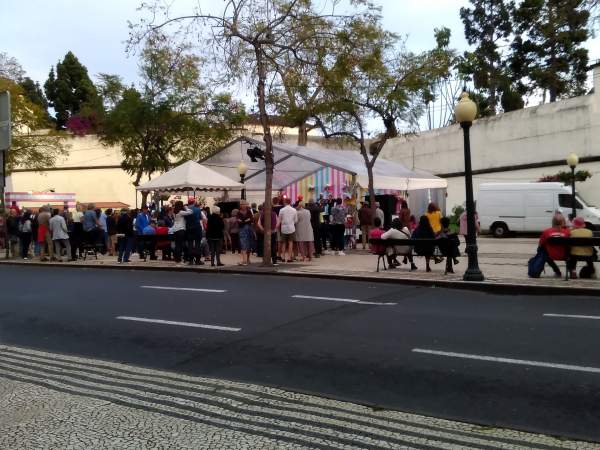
[116,316,241,332]
[141,285,226,293]
[291,295,396,306]
[412,348,600,374]
[543,313,600,320]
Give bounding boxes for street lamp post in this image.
[237,161,248,201]
[455,92,484,282]
[566,153,579,221]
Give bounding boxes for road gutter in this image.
[1,260,599,297]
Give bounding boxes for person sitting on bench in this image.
[568,216,595,279]
[381,218,417,270]
[539,215,569,278]
[369,217,385,254]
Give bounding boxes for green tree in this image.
[130,0,369,265]
[511,0,590,103]
[315,26,454,207]
[0,77,68,172]
[459,0,517,115]
[101,33,245,205]
[44,51,101,128]
[19,77,49,112]
[96,73,125,111]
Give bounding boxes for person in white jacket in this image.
[171,201,193,263]
[381,218,417,270]
[49,209,72,262]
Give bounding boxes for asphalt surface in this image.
[1,265,600,442]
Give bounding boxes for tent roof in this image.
[201,137,446,191]
[136,160,243,192]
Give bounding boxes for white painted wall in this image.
[382,67,600,212]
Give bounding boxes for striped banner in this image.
[5,191,77,208]
[282,168,402,203]
[283,167,353,202]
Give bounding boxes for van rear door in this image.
[525,191,554,231]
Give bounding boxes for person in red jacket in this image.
[155,221,172,260]
[539,215,570,277]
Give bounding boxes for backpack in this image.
[528,246,546,278]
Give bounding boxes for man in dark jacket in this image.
[185,199,204,265]
[6,209,20,259]
[206,206,225,266]
[306,200,323,257]
[116,209,135,263]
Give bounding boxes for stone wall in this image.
[381,67,600,212]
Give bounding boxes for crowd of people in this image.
[2,196,475,273]
[1,195,374,266]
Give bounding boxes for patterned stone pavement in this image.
[0,344,598,450]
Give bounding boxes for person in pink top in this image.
[369,217,385,254]
[459,210,480,237]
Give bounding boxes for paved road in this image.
[1,265,600,442]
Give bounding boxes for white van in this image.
[477,182,600,237]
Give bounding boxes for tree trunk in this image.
[133,168,145,209]
[255,47,274,266]
[367,162,376,213]
[489,88,497,115]
[140,191,149,207]
[297,121,308,146]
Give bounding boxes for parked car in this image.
[477,182,600,237]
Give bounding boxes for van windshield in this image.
[559,193,593,209]
[577,193,594,207]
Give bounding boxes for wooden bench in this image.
[547,236,600,280]
[369,238,447,272]
[135,234,174,261]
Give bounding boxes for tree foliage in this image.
[101,32,245,203]
[583,0,600,33]
[511,0,590,103]
[44,51,102,129]
[459,0,517,115]
[0,77,69,172]
[0,52,25,81]
[315,24,454,206]
[131,0,370,264]
[19,77,49,112]
[96,73,126,111]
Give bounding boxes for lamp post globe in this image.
[454,92,477,124]
[566,153,578,221]
[566,153,579,169]
[454,91,484,282]
[237,161,248,200]
[237,161,248,177]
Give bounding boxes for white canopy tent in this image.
[136,160,243,193]
[202,137,447,192]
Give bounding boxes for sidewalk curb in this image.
[2,260,599,297]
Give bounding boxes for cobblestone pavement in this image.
[0,344,598,450]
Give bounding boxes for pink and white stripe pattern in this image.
[5,191,77,208]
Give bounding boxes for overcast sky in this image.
[2,0,599,96]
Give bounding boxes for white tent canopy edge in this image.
[136,160,243,193]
